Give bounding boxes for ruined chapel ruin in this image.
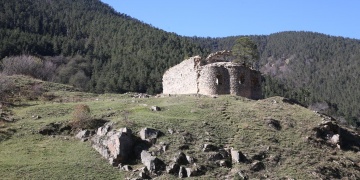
[162,50,263,99]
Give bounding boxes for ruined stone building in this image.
[162,50,263,99]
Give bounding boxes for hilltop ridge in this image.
[0,76,359,179]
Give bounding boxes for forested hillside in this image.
[189,32,360,125]
[1,0,360,125]
[0,0,207,94]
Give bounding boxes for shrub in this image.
[70,104,91,130]
[0,74,15,102]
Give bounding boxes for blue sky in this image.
[100,0,360,39]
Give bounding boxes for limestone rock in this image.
[140,150,165,173]
[75,130,91,141]
[186,155,195,164]
[250,161,265,171]
[231,149,247,163]
[139,127,161,144]
[330,134,340,145]
[91,125,134,166]
[178,166,187,178]
[121,165,132,171]
[96,122,114,136]
[150,106,161,111]
[236,170,249,180]
[185,167,193,177]
[218,160,231,167]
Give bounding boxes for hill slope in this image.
[190,32,360,125]
[0,76,359,179]
[1,0,359,125]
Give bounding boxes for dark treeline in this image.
[1,0,360,126]
[0,0,207,94]
[189,32,360,126]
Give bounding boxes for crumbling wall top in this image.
[205,50,232,64]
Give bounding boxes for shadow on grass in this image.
[339,127,360,152]
[0,128,16,142]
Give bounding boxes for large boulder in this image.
[91,125,134,166]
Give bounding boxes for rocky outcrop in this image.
[91,123,134,166]
[75,123,275,179]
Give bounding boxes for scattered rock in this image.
[121,165,132,171]
[218,159,231,167]
[32,115,41,119]
[202,144,218,152]
[185,167,193,177]
[250,161,265,171]
[150,106,161,111]
[235,170,249,180]
[178,166,187,178]
[251,151,267,161]
[140,150,165,173]
[166,163,180,175]
[330,134,340,145]
[264,117,281,130]
[268,154,281,165]
[231,148,247,163]
[139,127,161,144]
[130,93,150,98]
[75,129,91,141]
[186,155,195,164]
[173,152,189,165]
[168,128,174,134]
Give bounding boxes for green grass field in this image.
[0,76,359,179]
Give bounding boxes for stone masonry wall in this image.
[162,52,263,100]
[162,57,200,95]
[197,62,262,99]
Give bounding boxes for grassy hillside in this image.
[1,76,359,179]
[1,0,359,125]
